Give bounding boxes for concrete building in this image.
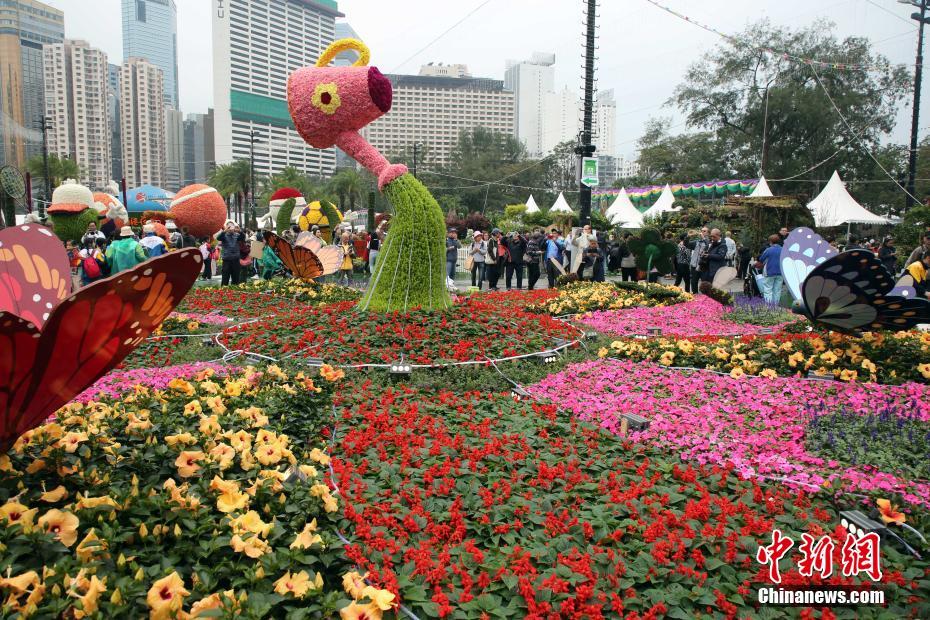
[43,40,112,190]
[362,73,515,168]
[108,63,122,181]
[597,155,618,187]
[541,85,578,155]
[212,0,341,179]
[618,156,641,180]
[0,0,64,168]
[419,62,470,78]
[164,106,184,191]
[504,52,555,157]
[122,0,179,108]
[120,58,166,187]
[183,109,214,185]
[333,21,360,67]
[594,89,616,157]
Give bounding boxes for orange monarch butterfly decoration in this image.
[262,231,343,281]
[0,225,203,452]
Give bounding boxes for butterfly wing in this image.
[295,232,322,253]
[263,231,324,281]
[888,274,917,299]
[0,225,71,328]
[780,227,838,303]
[711,266,737,290]
[314,246,345,276]
[0,249,202,450]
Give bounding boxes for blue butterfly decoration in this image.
[780,227,929,334]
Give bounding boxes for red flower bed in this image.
[175,287,283,318]
[219,297,578,365]
[331,387,929,619]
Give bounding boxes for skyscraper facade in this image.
[504,52,555,157]
[164,106,184,191]
[108,63,123,181]
[120,58,166,187]
[594,89,616,157]
[212,0,341,179]
[43,40,112,189]
[121,0,179,108]
[541,85,579,155]
[183,109,214,186]
[0,0,64,167]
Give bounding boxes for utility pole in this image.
[36,116,52,218]
[412,143,419,179]
[249,130,257,229]
[903,0,930,210]
[575,0,598,226]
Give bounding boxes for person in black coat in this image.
[584,238,606,282]
[702,228,729,284]
[503,232,527,289]
[524,231,544,290]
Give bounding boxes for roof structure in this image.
[604,187,643,228]
[807,171,889,227]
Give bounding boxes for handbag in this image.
[464,256,474,271]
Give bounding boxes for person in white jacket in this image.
[569,225,597,275]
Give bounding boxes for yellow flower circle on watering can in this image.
[297,201,342,232]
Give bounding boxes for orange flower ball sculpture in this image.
[169,184,228,238]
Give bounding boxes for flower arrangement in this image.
[332,387,929,618]
[600,329,930,385]
[220,298,578,365]
[527,281,690,316]
[234,278,362,304]
[531,358,930,508]
[76,362,234,403]
[0,365,368,618]
[580,296,797,338]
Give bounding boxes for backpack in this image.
[82,255,102,279]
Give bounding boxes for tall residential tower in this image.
[504,53,555,157]
[122,0,179,108]
[120,57,166,187]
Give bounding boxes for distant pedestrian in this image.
[469,231,487,288]
[106,226,147,274]
[878,237,898,274]
[701,228,728,284]
[689,227,709,292]
[217,221,245,286]
[446,229,460,279]
[525,230,543,290]
[504,231,526,289]
[755,234,784,304]
[674,233,691,292]
[619,233,637,282]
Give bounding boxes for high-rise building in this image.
[120,57,166,187]
[419,63,471,78]
[183,109,214,185]
[212,0,342,179]
[333,21,360,67]
[43,40,112,189]
[0,0,64,168]
[504,52,555,157]
[108,63,123,181]
[594,89,616,157]
[541,86,578,155]
[362,73,515,168]
[122,0,179,107]
[164,106,184,191]
[597,155,618,188]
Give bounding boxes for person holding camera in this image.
[525,230,544,290]
[216,221,246,286]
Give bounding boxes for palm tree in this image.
[328,168,364,213]
[25,154,81,199]
[260,166,313,204]
[209,160,253,226]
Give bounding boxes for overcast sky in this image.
[45,0,924,160]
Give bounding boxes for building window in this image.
[136,0,146,22]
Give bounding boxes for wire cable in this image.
[390,0,495,72]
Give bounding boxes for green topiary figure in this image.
[276,198,297,235]
[628,227,677,276]
[358,174,451,311]
[287,37,451,311]
[46,180,100,243]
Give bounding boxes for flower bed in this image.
[76,362,234,403]
[175,287,285,319]
[332,387,929,618]
[531,358,930,508]
[0,365,368,618]
[527,281,690,316]
[601,330,930,385]
[118,336,222,370]
[235,279,362,304]
[219,298,579,365]
[580,296,797,338]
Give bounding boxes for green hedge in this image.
[275,198,296,235]
[50,210,99,243]
[358,174,451,312]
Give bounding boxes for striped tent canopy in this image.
[594,178,758,210]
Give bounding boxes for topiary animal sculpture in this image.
[287,38,450,312]
[628,227,677,277]
[47,180,100,243]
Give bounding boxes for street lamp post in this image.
[902,0,930,210]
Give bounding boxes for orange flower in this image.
[0,501,38,531]
[320,364,345,382]
[175,450,205,477]
[146,572,189,620]
[37,509,80,546]
[339,601,383,620]
[876,498,905,525]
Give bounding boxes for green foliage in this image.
[896,205,930,262]
[503,204,527,219]
[49,209,100,243]
[259,166,314,205]
[698,282,734,306]
[628,228,677,273]
[637,118,731,184]
[25,153,81,197]
[522,210,553,228]
[327,168,364,212]
[275,198,296,235]
[319,201,343,233]
[358,173,452,312]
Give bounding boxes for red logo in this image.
[136,192,146,202]
[757,528,882,584]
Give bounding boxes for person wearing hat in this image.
[139,223,168,258]
[468,231,487,289]
[106,226,147,274]
[486,229,503,290]
[446,229,460,279]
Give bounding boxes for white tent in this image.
[604,188,643,228]
[641,184,677,219]
[749,176,773,198]
[807,171,889,227]
[525,194,540,214]
[550,192,574,214]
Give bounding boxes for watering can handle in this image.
[316,38,370,68]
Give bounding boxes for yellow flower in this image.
[320,363,345,382]
[839,369,858,382]
[75,528,108,562]
[340,602,383,620]
[819,351,838,365]
[308,448,331,466]
[342,571,369,599]
[787,352,805,368]
[311,82,342,115]
[75,494,118,512]
[597,347,608,358]
[729,367,745,379]
[861,359,877,374]
[146,572,189,620]
[216,489,249,514]
[175,451,205,478]
[322,493,339,513]
[167,378,195,397]
[194,367,216,381]
[255,443,284,466]
[37,509,79,546]
[299,464,319,479]
[228,510,273,537]
[59,431,88,453]
[230,534,270,558]
[0,501,37,531]
[676,339,694,354]
[760,369,778,379]
[165,432,197,447]
[184,400,203,416]
[40,486,68,503]
[224,380,243,398]
[266,365,287,380]
[713,347,730,361]
[273,570,317,598]
[658,351,675,366]
[362,586,396,611]
[199,380,219,394]
[209,443,237,470]
[199,415,223,437]
[74,575,106,618]
[290,519,322,549]
[227,430,252,453]
[918,363,930,380]
[810,338,826,353]
[204,396,227,415]
[125,412,152,433]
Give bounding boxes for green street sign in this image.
[581,157,599,187]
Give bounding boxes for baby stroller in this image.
[744,265,762,298]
